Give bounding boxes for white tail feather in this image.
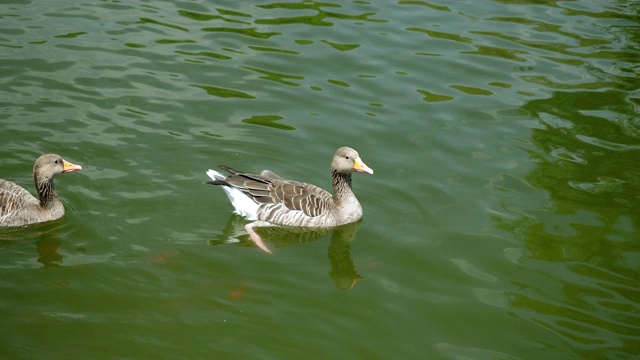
[206,169,224,181]
[206,169,259,220]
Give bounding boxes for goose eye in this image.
[345,156,350,160]
[54,160,59,164]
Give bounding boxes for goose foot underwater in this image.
[244,223,272,254]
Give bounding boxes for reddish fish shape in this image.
[153,252,171,264]
[229,284,248,301]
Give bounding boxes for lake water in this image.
[1,0,638,359]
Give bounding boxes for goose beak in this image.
[353,157,373,174]
[63,160,83,173]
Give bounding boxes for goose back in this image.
[217,166,336,225]
[0,180,42,225]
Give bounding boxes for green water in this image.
[1,0,638,358]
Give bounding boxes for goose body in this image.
[205,147,373,252]
[0,154,82,227]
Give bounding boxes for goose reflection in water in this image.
[0,222,64,267]
[209,215,364,289]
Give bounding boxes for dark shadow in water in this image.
[0,220,65,267]
[209,215,364,289]
[490,88,640,357]
[497,90,639,263]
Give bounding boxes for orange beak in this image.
[63,160,82,173]
[353,157,374,174]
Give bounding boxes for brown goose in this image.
[0,154,82,227]
[205,147,373,253]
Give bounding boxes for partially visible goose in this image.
[0,154,82,227]
[205,147,373,253]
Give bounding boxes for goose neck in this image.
[35,175,58,208]
[331,170,353,205]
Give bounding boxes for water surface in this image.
[1,0,638,358]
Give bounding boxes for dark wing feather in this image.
[218,167,332,218]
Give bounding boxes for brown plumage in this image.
[0,154,82,227]
[217,164,335,219]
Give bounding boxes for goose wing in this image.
[220,167,333,218]
[0,180,37,220]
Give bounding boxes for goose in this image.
[205,147,373,253]
[0,154,82,227]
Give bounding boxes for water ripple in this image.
[1,0,639,358]
[509,261,640,355]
